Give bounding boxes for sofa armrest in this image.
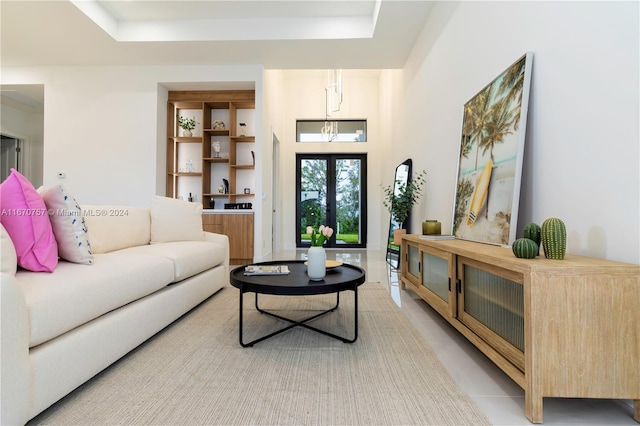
[204,232,230,283]
[1,273,31,425]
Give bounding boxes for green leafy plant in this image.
[177,115,198,131]
[382,169,427,228]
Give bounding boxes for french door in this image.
[296,154,367,248]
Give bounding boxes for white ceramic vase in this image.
[307,246,326,281]
[183,129,192,137]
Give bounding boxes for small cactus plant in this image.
[512,238,539,259]
[523,222,541,255]
[541,218,566,260]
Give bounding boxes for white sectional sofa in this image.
[0,198,230,425]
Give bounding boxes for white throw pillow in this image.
[150,196,204,244]
[1,224,17,275]
[38,185,94,265]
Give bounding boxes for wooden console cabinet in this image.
[400,235,639,423]
[203,212,253,265]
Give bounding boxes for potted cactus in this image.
[541,218,566,259]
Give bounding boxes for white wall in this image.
[1,65,270,260]
[260,69,284,260]
[1,65,263,204]
[277,69,387,251]
[399,1,639,263]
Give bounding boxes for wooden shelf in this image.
[168,172,203,177]
[231,136,255,142]
[203,129,230,135]
[173,137,202,143]
[204,193,255,197]
[230,164,255,169]
[204,157,229,163]
[172,101,202,109]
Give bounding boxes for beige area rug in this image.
[28,283,490,425]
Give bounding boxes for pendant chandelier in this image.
[321,69,343,142]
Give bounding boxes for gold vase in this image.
[422,220,441,235]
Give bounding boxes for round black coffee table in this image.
[230,260,366,347]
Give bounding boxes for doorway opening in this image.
[296,154,367,248]
[1,135,22,181]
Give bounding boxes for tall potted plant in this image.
[383,170,427,244]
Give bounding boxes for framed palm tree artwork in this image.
[452,52,533,246]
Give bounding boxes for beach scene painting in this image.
[452,53,533,246]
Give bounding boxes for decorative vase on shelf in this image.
[422,220,441,235]
[307,246,326,281]
[183,129,192,137]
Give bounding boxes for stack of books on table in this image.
[244,265,290,276]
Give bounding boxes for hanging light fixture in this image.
[321,69,342,141]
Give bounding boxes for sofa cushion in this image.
[120,241,225,282]
[150,196,204,244]
[0,169,58,272]
[1,224,17,275]
[38,185,94,265]
[17,251,175,347]
[83,206,151,254]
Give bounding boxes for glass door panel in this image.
[457,258,525,370]
[299,158,328,238]
[334,158,363,246]
[407,244,420,279]
[462,264,524,351]
[422,252,449,302]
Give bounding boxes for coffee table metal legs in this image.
[238,286,358,347]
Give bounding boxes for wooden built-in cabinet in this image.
[202,212,254,265]
[166,90,255,207]
[400,235,640,424]
[167,90,255,263]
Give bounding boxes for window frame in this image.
[296,119,367,143]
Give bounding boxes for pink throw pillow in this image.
[0,169,58,272]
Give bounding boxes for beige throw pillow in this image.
[150,196,204,244]
[83,206,151,253]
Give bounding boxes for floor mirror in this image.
[386,158,412,269]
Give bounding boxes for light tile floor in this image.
[268,248,637,426]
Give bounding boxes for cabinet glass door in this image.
[419,246,454,318]
[407,244,420,279]
[458,258,525,370]
[422,252,449,302]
